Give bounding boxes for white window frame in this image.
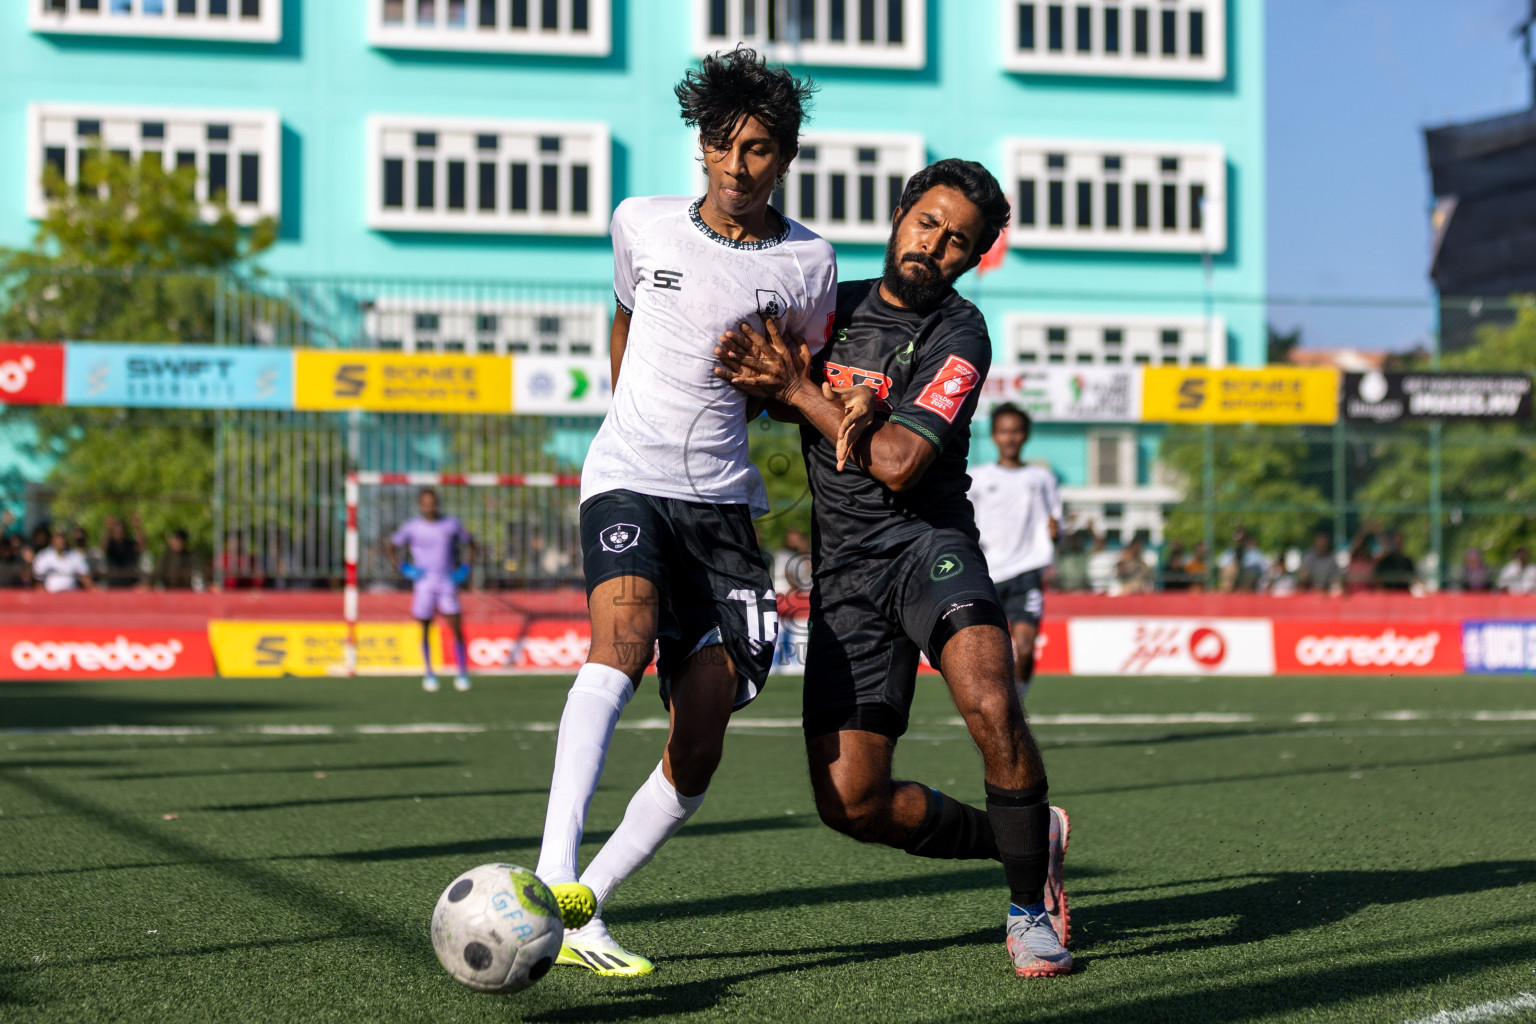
[771,132,922,243]
[1001,0,1225,80]
[363,298,609,356]
[693,0,925,69]
[368,0,610,55]
[32,0,282,42]
[1005,138,1225,254]
[1005,312,1226,367]
[28,103,281,225]
[367,115,610,236]
[1087,428,1139,489]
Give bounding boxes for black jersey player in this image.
[716,159,1073,977]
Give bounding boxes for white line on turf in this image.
[243,725,335,735]
[354,724,488,734]
[0,726,217,736]
[1401,992,1536,1024]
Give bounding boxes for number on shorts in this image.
[727,588,780,644]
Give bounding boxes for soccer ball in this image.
[430,863,563,993]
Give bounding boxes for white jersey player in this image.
[969,403,1061,701]
[533,47,839,977]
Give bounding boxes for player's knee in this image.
[665,732,724,784]
[813,786,889,842]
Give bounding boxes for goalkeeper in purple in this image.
[387,488,479,693]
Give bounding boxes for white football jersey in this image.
[581,195,838,516]
[969,462,1062,581]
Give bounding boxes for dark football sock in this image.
[899,784,998,860]
[984,781,1050,908]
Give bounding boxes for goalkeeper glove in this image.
[452,564,471,585]
[400,563,424,581]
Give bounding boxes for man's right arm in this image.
[609,307,632,386]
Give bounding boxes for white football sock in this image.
[580,761,706,915]
[534,662,634,886]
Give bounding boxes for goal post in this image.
[342,470,581,676]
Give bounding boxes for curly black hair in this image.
[896,158,1012,257]
[675,46,817,156]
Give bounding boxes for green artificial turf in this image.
[3,673,1536,1023]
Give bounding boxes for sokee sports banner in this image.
[980,365,1142,422]
[1,627,214,679]
[208,620,441,677]
[1342,372,1534,424]
[293,351,512,414]
[1142,367,1338,424]
[0,343,66,405]
[65,343,293,409]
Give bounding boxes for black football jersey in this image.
[802,279,992,575]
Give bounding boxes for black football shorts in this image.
[580,489,778,709]
[993,568,1046,628]
[802,528,1007,740]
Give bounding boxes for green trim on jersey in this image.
[890,414,944,453]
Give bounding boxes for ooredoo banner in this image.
[1067,618,1276,675]
[0,628,214,679]
[0,343,66,405]
[454,620,594,673]
[1272,621,1461,674]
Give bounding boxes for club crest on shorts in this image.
[930,554,964,581]
[600,523,641,553]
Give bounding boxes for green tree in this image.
[1352,306,1536,569]
[0,149,278,555]
[1159,424,1332,557]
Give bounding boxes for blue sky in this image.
[1267,0,1533,351]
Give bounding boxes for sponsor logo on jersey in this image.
[600,523,641,554]
[756,289,787,319]
[895,338,916,365]
[914,354,980,423]
[930,554,964,581]
[653,269,684,291]
[822,361,892,400]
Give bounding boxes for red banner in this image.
[0,627,215,679]
[1272,621,1461,675]
[450,619,596,672]
[0,343,65,406]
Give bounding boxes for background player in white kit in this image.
[531,48,842,976]
[969,404,1061,702]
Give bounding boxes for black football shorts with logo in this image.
[580,489,778,709]
[993,568,1046,628]
[802,528,1009,740]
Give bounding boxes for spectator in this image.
[152,529,200,590]
[1218,528,1267,593]
[773,528,812,596]
[1296,531,1343,594]
[27,523,50,559]
[102,514,147,589]
[33,530,92,592]
[1458,548,1493,593]
[1055,528,1094,592]
[1497,547,1536,595]
[0,533,29,588]
[1184,541,1209,591]
[1372,532,1416,591]
[1114,539,1155,594]
[1345,531,1379,594]
[1160,541,1191,591]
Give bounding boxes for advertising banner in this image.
[1142,367,1338,425]
[511,355,612,415]
[1461,620,1536,674]
[1272,621,1461,674]
[980,365,1142,422]
[453,619,595,673]
[293,351,511,414]
[64,343,293,409]
[0,627,214,679]
[208,620,438,677]
[1341,372,1533,423]
[1067,618,1276,675]
[0,343,66,405]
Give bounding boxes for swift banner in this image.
[980,365,1142,422]
[1342,372,1534,423]
[0,343,65,405]
[511,355,612,415]
[64,343,293,409]
[1142,367,1338,424]
[293,351,512,413]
